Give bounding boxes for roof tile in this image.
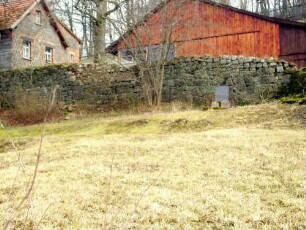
[0,0,36,30]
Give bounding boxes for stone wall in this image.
[0,64,140,108]
[163,56,295,105]
[0,56,297,108]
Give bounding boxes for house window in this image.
[35,10,41,25]
[45,47,53,63]
[0,30,10,40]
[23,41,31,59]
[120,49,133,61]
[70,54,75,63]
[148,44,175,61]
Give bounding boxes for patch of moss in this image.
[279,94,306,105]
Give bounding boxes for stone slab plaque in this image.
[215,86,230,102]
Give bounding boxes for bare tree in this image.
[74,0,121,62]
[218,0,231,5]
[50,0,77,31]
[108,0,186,106]
[236,0,306,20]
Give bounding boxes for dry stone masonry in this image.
[163,56,295,105]
[0,56,297,108]
[0,64,139,108]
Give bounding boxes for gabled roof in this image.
[0,0,81,46]
[0,0,36,30]
[40,0,81,46]
[107,0,306,53]
[55,16,82,44]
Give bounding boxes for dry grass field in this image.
[0,103,305,229]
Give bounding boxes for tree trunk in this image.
[93,1,107,63]
[81,12,88,58]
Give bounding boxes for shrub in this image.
[8,88,63,125]
[14,90,47,123]
[278,68,306,105]
[285,68,306,95]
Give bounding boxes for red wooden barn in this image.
[108,0,306,66]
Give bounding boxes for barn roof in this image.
[200,0,306,27]
[107,0,306,53]
[0,0,81,46]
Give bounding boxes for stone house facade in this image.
[0,0,81,70]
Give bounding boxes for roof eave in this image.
[55,18,82,44]
[107,0,306,53]
[199,0,306,28]
[10,0,40,29]
[7,0,73,48]
[41,0,70,48]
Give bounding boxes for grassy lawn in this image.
[0,103,305,229]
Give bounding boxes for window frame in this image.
[35,10,42,25]
[22,40,31,60]
[70,53,75,63]
[45,47,53,63]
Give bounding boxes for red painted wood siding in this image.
[117,0,281,59]
[280,25,306,66]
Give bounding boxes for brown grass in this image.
[1,89,63,126]
[0,103,305,229]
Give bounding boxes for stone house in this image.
[0,0,81,70]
